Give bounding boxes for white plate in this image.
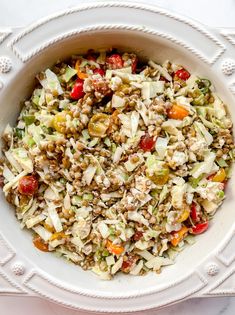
[0,2,235,313]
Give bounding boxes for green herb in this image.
[23,115,35,126]
[196,78,211,94]
[27,137,35,147]
[15,128,24,139]
[188,175,204,188]
[102,249,110,257]
[217,190,225,199]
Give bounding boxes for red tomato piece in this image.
[86,55,96,61]
[93,68,105,76]
[207,174,215,181]
[106,54,123,69]
[191,222,209,235]
[190,202,198,221]
[133,231,143,241]
[175,69,190,81]
[131,57,138,73]
[159,76,169,82]
[222,180,227,190]
[70,79,85,100]
[0,175,4,188]
[18,175,38,196]
[121,255,138,273]
[139,134,155,152]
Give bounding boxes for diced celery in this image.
[71,195,82,206]
[82,129,90,140]
[83,193,93,201]
[23,115,35,126]
[104,137,111,147]
[62,66,77,82]
[216,158,228,168]
[188,175,203,188]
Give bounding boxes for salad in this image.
[0,50,234,279]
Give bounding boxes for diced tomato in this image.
[131,57,138,73]
[139,134,155,152]
[18,175,38,196]
[133,231,143,241]
[86,50,97,61]
[222,180,227,190]
[0,175,4,188]
[121,255,138,273]
[87,55,97,62]
[190,202,198,221]
[93,68,105,76]
[191,222,209,235]
[70,79,85,100]
[159,76,169,82]
[175,69,190,81]
[207,174,215,181]
[106,54,123,69]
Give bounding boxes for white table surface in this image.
[0,0,235,314]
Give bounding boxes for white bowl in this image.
[0,2,235,312]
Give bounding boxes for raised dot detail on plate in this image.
[11,262,25,276]
[206,263,219,276]
[221,59,235,76]
[0,56,12,73]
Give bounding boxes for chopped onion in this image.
[47,204,63,232]
[82,164,97,185]
[33,225,52,242]
[131,111,139,137]
[113,146,124,163]
[155,137,168,159]
[148,60,172,81]
[26,214,45,229]
[111,257,123,275]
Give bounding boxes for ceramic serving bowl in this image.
[0,2,235,313]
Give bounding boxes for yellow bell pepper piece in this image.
[178,209,190,223]
[212,168,226,183]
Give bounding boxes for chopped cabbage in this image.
[190,151,216,178]
[39,69,63,95]
[47,204,63,232]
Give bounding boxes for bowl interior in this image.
[0,29,234,296]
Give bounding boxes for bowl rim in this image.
[0,1,235,312]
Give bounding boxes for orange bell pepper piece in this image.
[33,236,49,252]
[75,60,88,79]
[171,226,188,247]
[106,240,124,255]
[167,104,189,120]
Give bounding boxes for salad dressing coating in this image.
[0,50,234,279]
